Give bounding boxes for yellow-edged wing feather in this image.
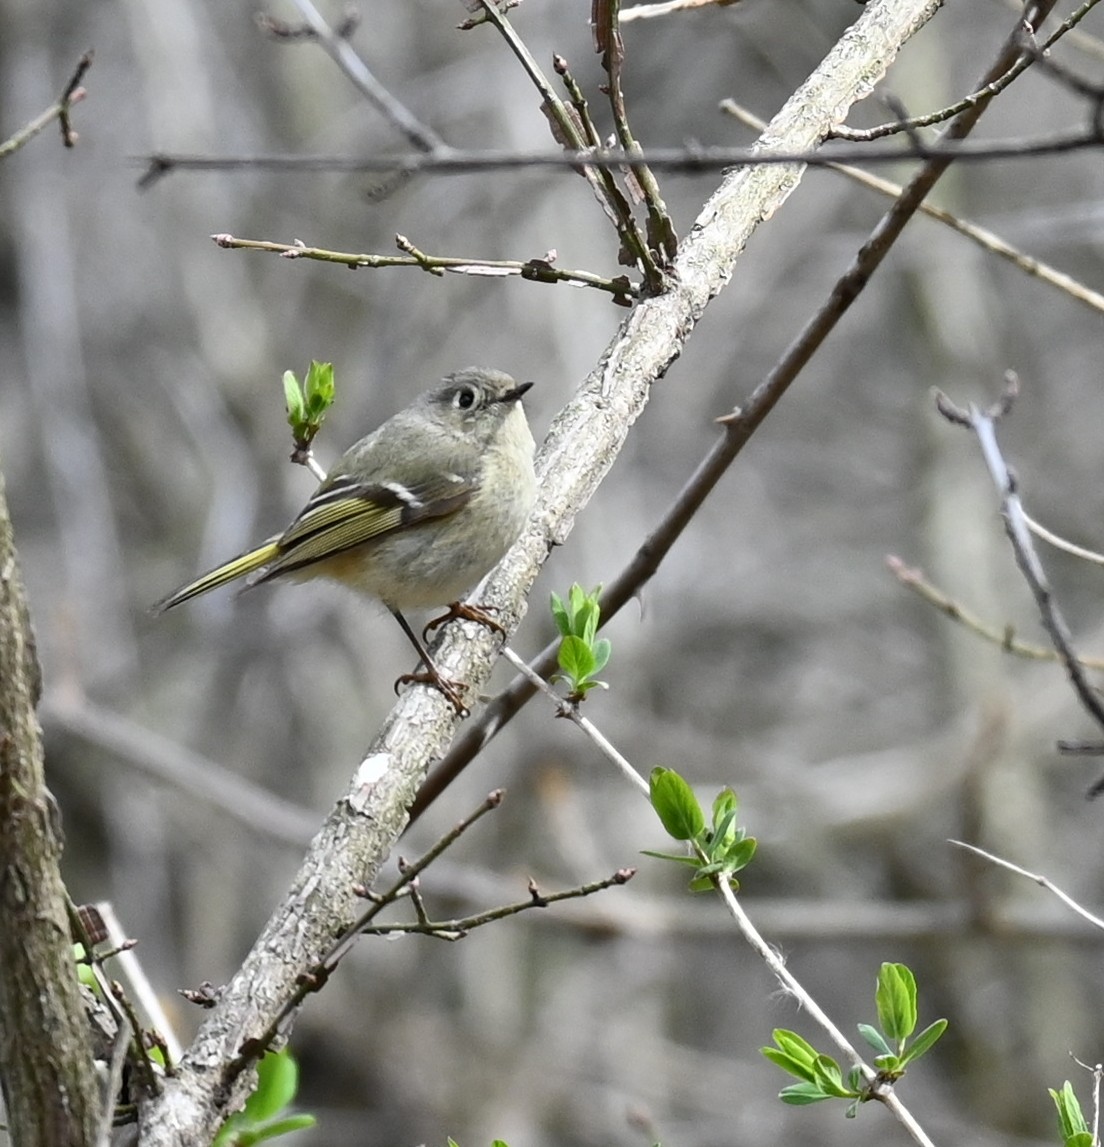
[152,541,281,614]
[256,474,474,582]
[154,474,476,611]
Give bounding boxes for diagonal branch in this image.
[414,0,1060,819]
[136,3,944,1142]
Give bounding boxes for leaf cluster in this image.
[762,963,947,1118]
[550,584,611,700]
[283,360,335,449]
[643,767,757,891]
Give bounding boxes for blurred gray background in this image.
[4,0,1104,1143]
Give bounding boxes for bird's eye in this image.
[454,386,478,410]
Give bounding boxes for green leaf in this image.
[1051,1081,1090,1140]
[900,1018,947,1066]
[778,1082,832,1105]
[710,788,738,841]
[590,637,612,675]
[811,1054,855,1098]
[721,835,757,871]
[550,591,569,636]
[242,1114,317,1145]
[857,1023,892,1057]
[875,962,917,1042]
[283,371,305,427]
[304,361,334,416]
[558,635,596,685]
[649,767,705,840]
[639,849,701,866]
[762,1030,819,1081]
[243,1051,298,1123]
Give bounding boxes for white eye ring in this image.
[454,386,478,410]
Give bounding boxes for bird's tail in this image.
[151,541,281,614]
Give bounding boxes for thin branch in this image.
[594,0,678,263]
[223,790,507,1079]
[721,100,1104,317]
[210,233,638,301]
[834,0,1103,140]
[1023,510,1104,565]
[134,124,1104,187]
[505,649,934,1141]
[0,50,92,159]
[887,554,1104,668]
[934,379,1104,788]
[94,904,185,1063]
[949,840,1104,932]
[359,868,635,937]
[498,646,650,796]
[280,0,446,153]
[830,38,1032,142]
[472,0,665,289]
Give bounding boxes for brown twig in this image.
[471,0,664,289]
[0,50,92,159]
[887,555,1104,668]
[593,0,678,265]
[409,0,1064,825]
[278,0,445,154]
[210,231,639,302]
[831,0,1102,141]
[721,100,1104,317]
[134,122,1104,187]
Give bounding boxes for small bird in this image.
[154,367,537,710]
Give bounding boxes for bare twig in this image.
[224,788,509,1078]
[280,0,446,153]
[887,555,1104,668]
[594,0,678,263]
[1022,510,1104,565]
[0,50,92,159]
[731,116,1104,315]
[721,100,1104,317]
[210,233,638,301]
[135,123,1104,187]
[950,840,1104,932]
[472,0,664,289]
[833,0,1103,140]
[934,378,1104,789]
[498,646,650,796]
[95,904,185,1064]
[359,868,635,937]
